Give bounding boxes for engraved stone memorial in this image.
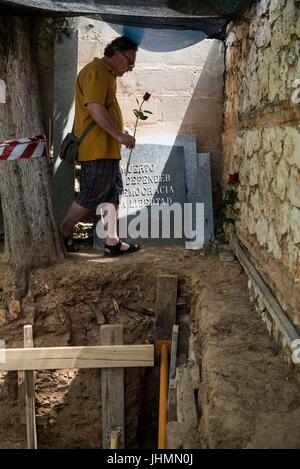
[119,143,187,245]
[94,139,209,249]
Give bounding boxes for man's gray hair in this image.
[104,36,138,57]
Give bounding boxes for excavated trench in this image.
[0,248,196,449]
[1,245,300,449]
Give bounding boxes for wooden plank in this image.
[101,325,125,449]
[0,345,154,371]
[17,370,25,402]
[167,421,182,449]
[154,276,178,443]
[155,275,178,340]
[169,325,179,382]
[176,366,199,449]
[229,233,300,349]
[24,325,37,449]
[168,379,177,422]
[156,276,177,448]
[110,431,119,449]
[168,325,179,422]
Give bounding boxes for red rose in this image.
[143,92,151,101]
[228,172,239,184]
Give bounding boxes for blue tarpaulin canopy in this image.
[0,1,254,50]
[108,25,208,52]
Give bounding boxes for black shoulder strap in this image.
[77,121,96,143]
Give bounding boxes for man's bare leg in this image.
[102,202,130,251]
[61,201,91,238]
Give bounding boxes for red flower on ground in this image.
[143,92,151,101]
[228,172,239,184]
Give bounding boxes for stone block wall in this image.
[223,0,300,329]
[77,17,225,205]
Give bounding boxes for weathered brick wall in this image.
[77,17,225,205]
[223,0,300,328]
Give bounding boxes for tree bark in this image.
[0,158,65,297]
[0,16,65,299]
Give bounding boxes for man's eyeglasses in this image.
[119,51,135,70]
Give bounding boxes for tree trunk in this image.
[0,16,65,299]
[0,158,65,296]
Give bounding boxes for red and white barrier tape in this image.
[0,135,47,160]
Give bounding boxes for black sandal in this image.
[63,236,79,253]
[104,240,140,257]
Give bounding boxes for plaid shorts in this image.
[75,159,123,209]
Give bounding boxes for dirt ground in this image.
[0,245,300,448]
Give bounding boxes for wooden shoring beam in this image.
[155,275,178,341]
[168,325,179,422]
[229,231,300,350]
[100,324,125,449]
[155,275,178,449]
[101,325,125,449]
[24,326,37,449]
[0,344,154,371]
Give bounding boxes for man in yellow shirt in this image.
[61,36,139,256]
